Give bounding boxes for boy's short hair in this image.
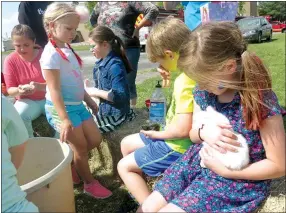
[146,17,191,63]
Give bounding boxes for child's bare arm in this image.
[141,113,193,140]
[44,69,69,121]
[44,69,73,142]
[87,88,113,102]
[189,101,203,143]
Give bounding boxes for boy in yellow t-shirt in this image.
[117,17,195,205]
[164,72,195,154]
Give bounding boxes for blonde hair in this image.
[43,2,77,35]
[146,17,191,62]
[42,2,83,67]
[178,21,272,130]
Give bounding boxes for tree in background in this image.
[237,2,245,16]
[258,1,286,21]
[156,1,183,9]
[86,1,97,13]
[85,2,97,30]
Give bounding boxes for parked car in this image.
[264,15,286,33]
[235,16,251,22]
[237,17,272,43]
[271,21,286,33]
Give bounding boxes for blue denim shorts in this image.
[134,133,182,177]
[45,100,92,132]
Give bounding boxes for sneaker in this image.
[71,165,81,185]
[84,180,112,199]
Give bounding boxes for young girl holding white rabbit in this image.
[40,2,112,199]
[138,22,285,213]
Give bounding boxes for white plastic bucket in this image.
[17,137,75,212]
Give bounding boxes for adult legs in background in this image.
[126,47,140,108]
[14,99,46,137]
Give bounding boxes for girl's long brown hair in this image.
[89,26,132,73]
[178,21,272,130]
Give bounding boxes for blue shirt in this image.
[93,51,130,117]
[182,1,208,31]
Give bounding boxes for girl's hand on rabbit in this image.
[199,145,231,178]
[200,122,241,154]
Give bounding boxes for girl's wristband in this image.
[198,124,205,141]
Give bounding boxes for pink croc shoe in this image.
[84,180,112,199]
[71,165,81,185]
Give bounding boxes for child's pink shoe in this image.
[71,165,81,185]
[84,180,112,199]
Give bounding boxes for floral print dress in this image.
[91,2,159,48]
[154,87,285,213]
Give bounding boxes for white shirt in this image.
[40,42,85,104]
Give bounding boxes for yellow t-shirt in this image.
[165,72,196,153]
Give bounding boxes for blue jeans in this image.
[14,99,46,138]
[125,47,140,100]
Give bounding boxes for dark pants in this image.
[125,47,140,100]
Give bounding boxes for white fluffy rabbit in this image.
[193,106,249,171]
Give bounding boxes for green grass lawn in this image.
[72,45,91,52]
[1,44,94,56]
[1,50,13,55]
[248,34,285,108]
[32,33,285,213]
[1,45,91,55]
